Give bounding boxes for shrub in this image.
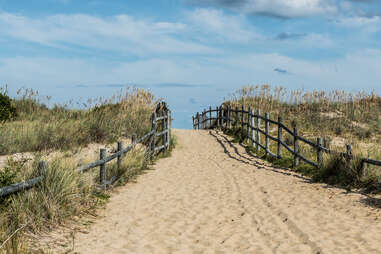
[0,92,16,122]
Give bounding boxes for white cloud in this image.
[3,49,381,94]
[0,12,214,56]
[187,8,263,43]
[242,0,337,18]
[189,0,338,18]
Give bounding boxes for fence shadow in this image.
[209,130,312,183]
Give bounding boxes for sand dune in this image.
[44,129,381,253]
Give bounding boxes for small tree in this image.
[0,92,17,121]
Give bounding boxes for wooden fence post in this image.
[161,111,166,148]
[241,105,244,139]
[228,105,232,129]
[317,137,323,166]
[209,106,212,129]
[346,144,353,167]
[197,112,200,130]
[233,106,237,127]
[265,112,270,156]
[293,127,299,167]
[117,141,123,172]
[277,116,283,159]
[247,107,251,144]
[100,148,106,185]
[167,110,171,149]
[151,112,156,157]
[251,109,255,146]
[192,116,195,129]
[216,106,219,128]
[256,109,261,151]
[38,161,47,175]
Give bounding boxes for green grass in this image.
[0,87,157,155]
[0,87,175,253]
[222,125,381,194]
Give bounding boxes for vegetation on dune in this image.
[0,87,157,155]
[223,84,381,193]
[0,86,175,253]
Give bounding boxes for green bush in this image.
[0,92,16,122]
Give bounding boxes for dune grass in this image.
[0,87,157,155]
[0,87,175,253]
[221,85,381,193]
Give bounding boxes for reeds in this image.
[224,84,381,192]
[0,87,157,155]
[0,86,168,252]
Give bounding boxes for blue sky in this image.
[1,0,381,128]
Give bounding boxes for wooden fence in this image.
[0,102,172,197]
[193,105,381,169]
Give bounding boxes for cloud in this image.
[0,12,215,56]
[274,68,288,74]
[187,8,262,43]
[188,0,338,18]
[275,32,307,40]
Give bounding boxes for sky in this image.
[1,0,381,129]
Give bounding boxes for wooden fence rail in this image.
[0,102,172,197]
[193,105,381,170]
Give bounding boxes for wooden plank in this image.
[279,139,295,154]
[297,135,318,148]
[0,176,43,197]
[155,115,168,121]
[278,122,294,136]
[363,158,381,166]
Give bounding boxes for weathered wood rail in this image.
[0,102,172,197]
[193,105,381,170]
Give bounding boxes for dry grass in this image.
[223,84,381,192]
[0,87,175,253]
[0,86,157,155]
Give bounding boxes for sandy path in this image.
[71,129,381,254]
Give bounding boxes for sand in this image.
[47,129,381,253]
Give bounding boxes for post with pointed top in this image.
[256,109,261,151]
[293,127,299,167]
[265,112,270,156]
[277,116,283,159]
[100,148,106,186]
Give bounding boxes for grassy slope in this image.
[0,87,176,253]
[222,85,381,193]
